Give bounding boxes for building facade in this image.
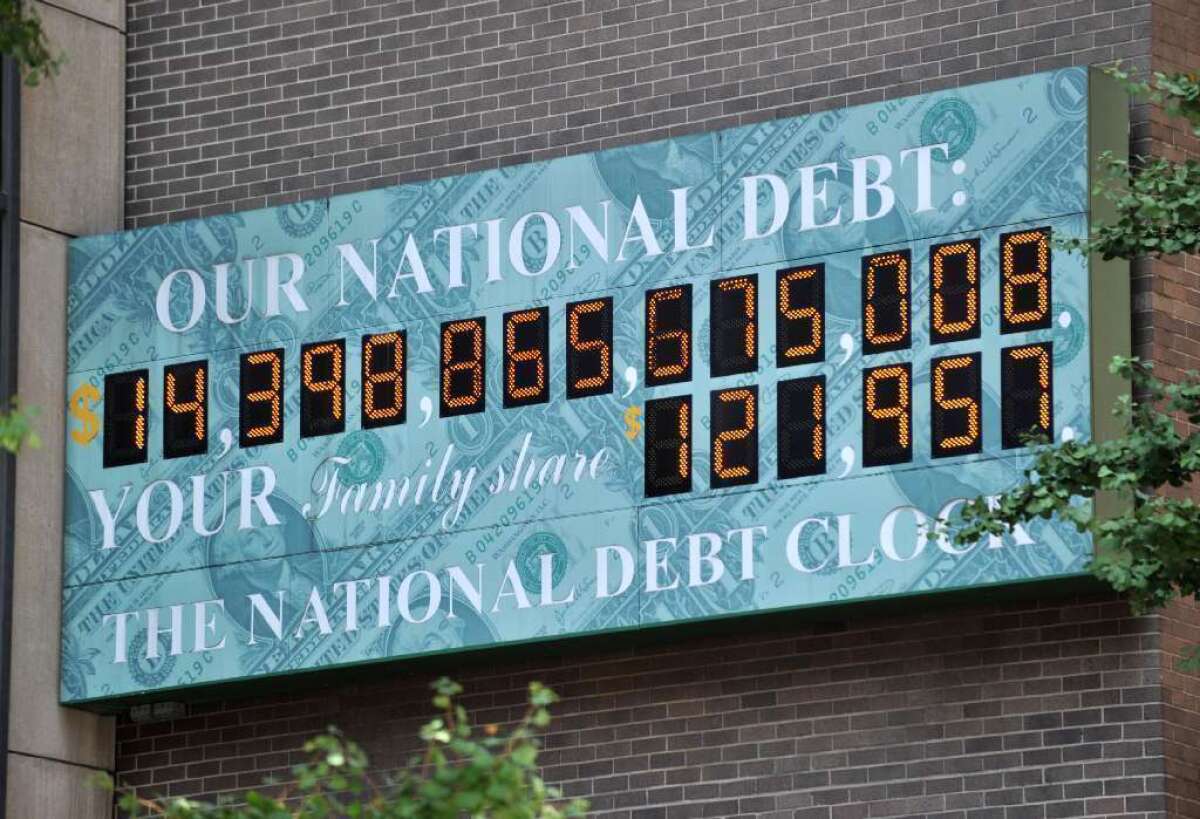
[6,0,1200,817]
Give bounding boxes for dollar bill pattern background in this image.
[62,69,1096,704]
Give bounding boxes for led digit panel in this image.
[86,229,1068,495]
[776,264,824,366]
[162,360,207,459]
[710,275,757,376]
[441,317,486,417]
[240,349,284,447]
[645,285,692,386]
[103,369,149,468]
[778,376,825,479]
[300,339,346,438]
[862,250,911,355]
[644,395,691,498]
[504,307,550,407]
[930,239,981,343]
[1000,228,1052,333]
[931,353,982,458]
[361,330,406,428]
[863,363,912,467]
[1002,342,1053,448]
[710,387,758,488]
[566,297,613,399]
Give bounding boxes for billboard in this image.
[61,68,1126,704]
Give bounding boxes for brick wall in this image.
[1160,599,1200,818]
[118,594,1176,818]
[1134,0,1199,378]
[124,0,1152,228]
[1149,0,1200,814]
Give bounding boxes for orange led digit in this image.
[710,275,757,376]
[862,250,911,354]
[104,369,149,467]
[441,317,486,417]
[503,307,549,407]
[645,395,691,497]
[777,264,824,365]
[362,330,406,428]
[645,284,692,386]
[931,353,982,457]
[863,363,912,466]
[240,349,284,447]
[163,360,207,459]
[300,340,345,438]
[930,239,980,343]
[566,297,613,398]
[1002,342,1053,448]
[711,387,757,487]
[778,376,825,478]
[1000,227,1052,332]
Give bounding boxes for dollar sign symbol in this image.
[69,383,101,445]
[623,406,642,441]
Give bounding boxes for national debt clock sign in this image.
[61,68,1128,705]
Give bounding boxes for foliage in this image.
[96,679,586,818]
[956,69,1200,657]
[0,400,38,453]
[0,0,62,85]
[955,357,1199,615]
[1063,68,1200,260]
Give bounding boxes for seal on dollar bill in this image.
[1053,303,1085,366]
[516,531,569,594]
[1047,68,1088,119]
[794,512,841,577]
[127,632,178,688]
[920,98,976,162]
[335,430,386,485]
[276,199,325,238]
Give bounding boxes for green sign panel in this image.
[61,68,1126,705]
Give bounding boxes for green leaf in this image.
[0,0,63,85]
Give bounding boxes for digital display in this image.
[300,340,346,438]
[162,360,206,460]
[710,275,757,377]
[103,369,148,468]
[566,297,613,399]
[930,239,980,343]
[64,69,1122,705]
[710,386,757,488]
[862,250,911,354]
[645,395,691,497]
[931,353,982,458]
[94,233,1068,486]
[777,375,825,479]
[776,264,824,366]
[645,284,692,386]
[441,317,486,417]
[239,349,284,447]
[1000,228,1052,333]
[361,330,406,428]
[503,307,549,407]
[862,362,912,467]
[1002,342,1053,448]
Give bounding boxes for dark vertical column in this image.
[0,55,20,817]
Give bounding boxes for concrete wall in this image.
[6,1,124,817]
